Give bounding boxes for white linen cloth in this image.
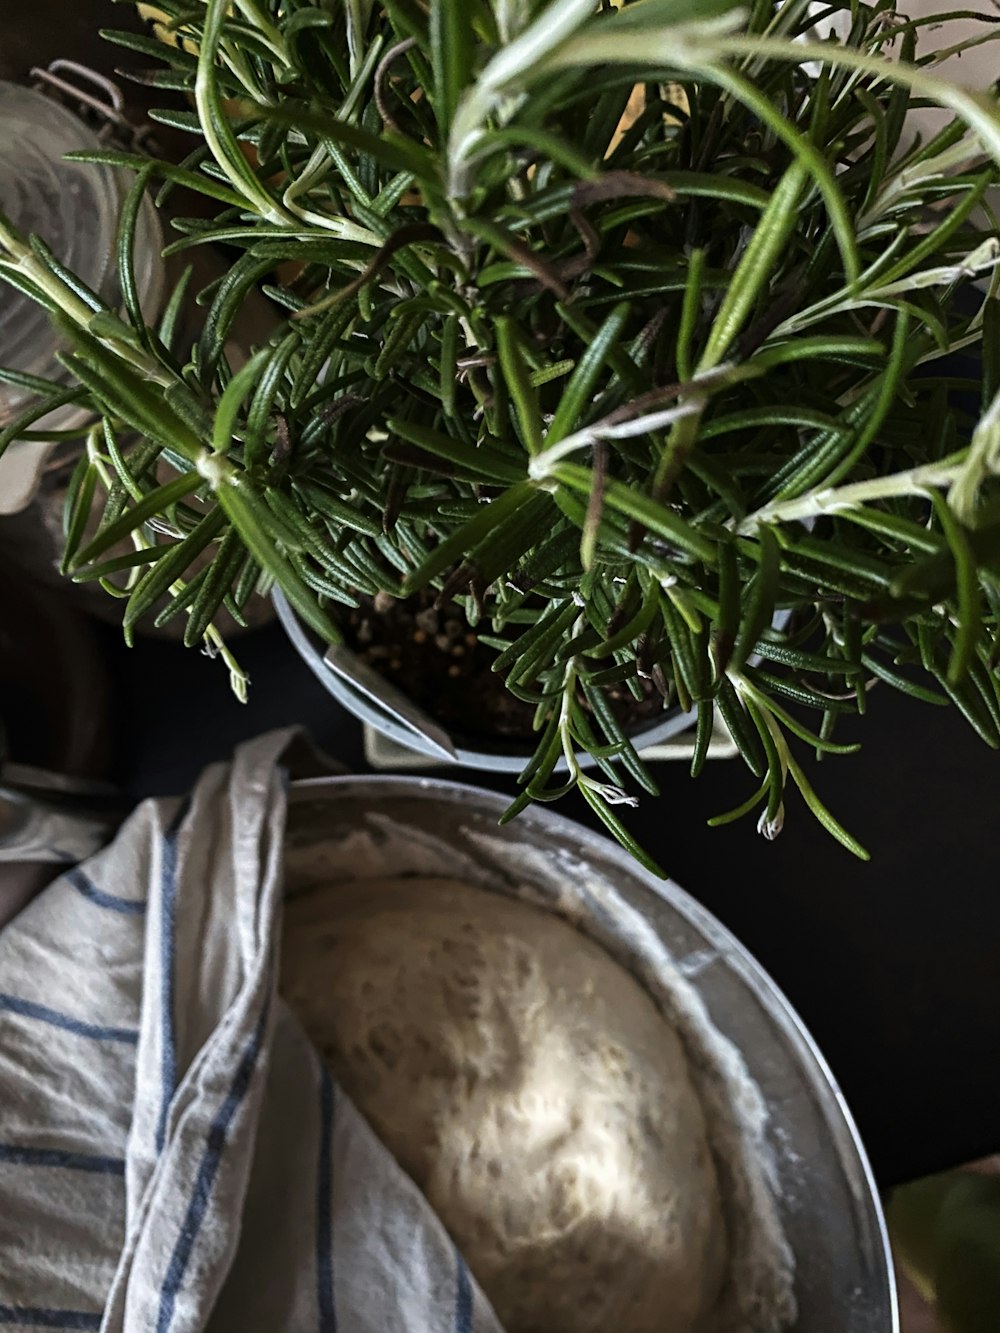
[0,730,503,1333]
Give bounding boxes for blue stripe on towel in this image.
[0,994,138,1046]
[155,1008,267,1333]
[65,868,145,917]
[0,1144,125,1176]
[455,1250,473,1333]
[0,1306,102,1329]
[156,797,189,1153]
[316,1067,336,1332]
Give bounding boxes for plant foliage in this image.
[3,0,1000,868]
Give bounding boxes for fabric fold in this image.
[0,730,502,1333]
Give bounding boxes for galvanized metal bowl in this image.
[285,774,898,1333]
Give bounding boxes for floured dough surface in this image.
[281,875,728,1333]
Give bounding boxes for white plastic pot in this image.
[274,590,697,772]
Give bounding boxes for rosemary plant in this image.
[2,0,1000,871]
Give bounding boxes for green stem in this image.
[231,0,288,63]
[708,33,1000,172]
[0,221,172,388]
[195,0,291,224]
[738,452,971,534]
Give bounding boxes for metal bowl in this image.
[286,774,897,1333]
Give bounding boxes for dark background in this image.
[3,0,999,1193]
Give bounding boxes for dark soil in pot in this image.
[341,590,668,749]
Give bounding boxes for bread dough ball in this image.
[280,876,727,1333]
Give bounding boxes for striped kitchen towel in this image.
[0,730,502,1333]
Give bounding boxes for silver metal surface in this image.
[322,642,459,762]
[286,775,898,1333]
